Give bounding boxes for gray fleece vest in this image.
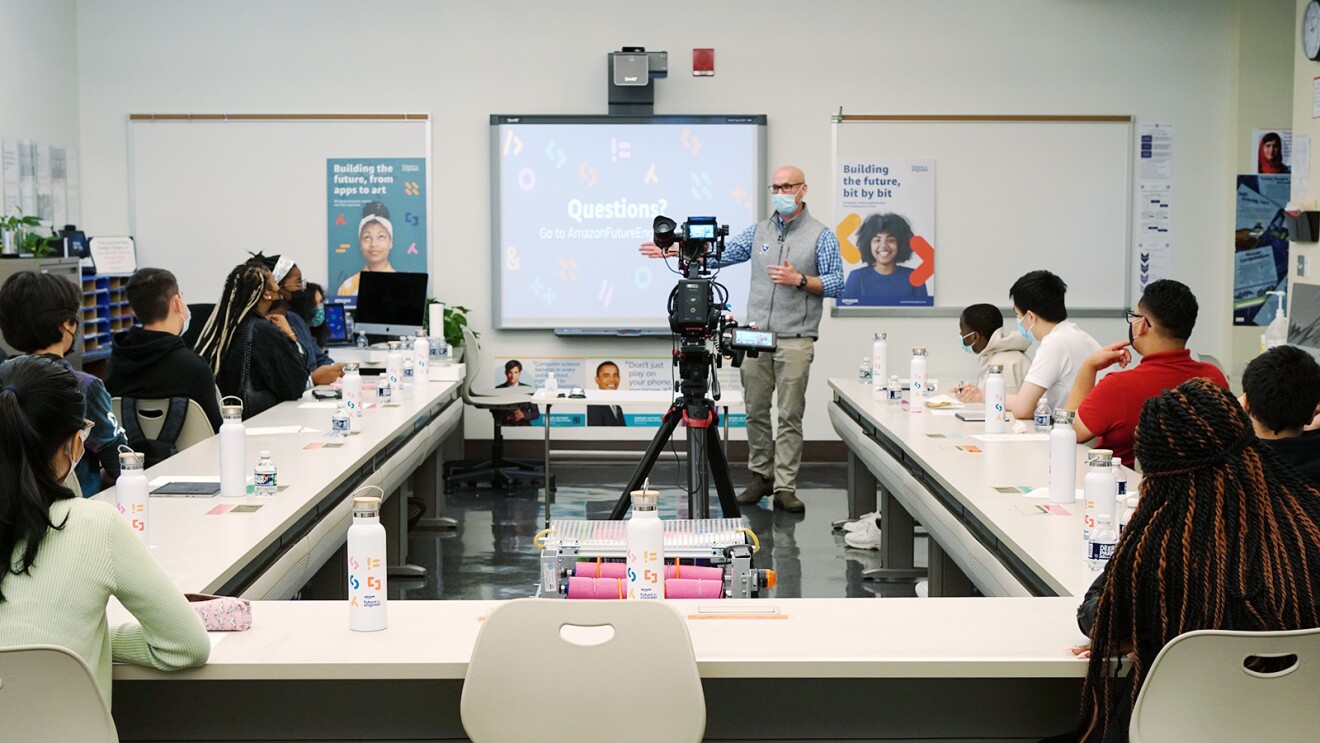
[745,204,827,338]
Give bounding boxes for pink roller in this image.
[664,578,723,599]
[566,576,627,599]
[572,562,723,581]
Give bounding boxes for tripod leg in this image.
[706,424,740,518]
[608,404,683,520]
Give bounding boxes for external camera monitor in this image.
[322,302,349,345]
[353,272,429,337]
[686,217,717,240]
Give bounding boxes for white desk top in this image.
[830,378,1133,598]
[95,381,458,594]
[531,389,743,407]
[113,597,1087,682]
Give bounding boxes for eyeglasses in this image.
[281,278,306,292]
[1125,311,1146,324]
[768,182,804,194]
[78,419,94,442]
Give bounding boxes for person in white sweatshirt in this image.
[953,303,1032,395]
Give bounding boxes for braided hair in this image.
[1081,377,1320,738]
[195,263,272,375]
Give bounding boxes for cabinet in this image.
[80,273,135,363]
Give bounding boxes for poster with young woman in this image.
[326,158,428,299]
[1252,129,1291,175]
[833,159,936,307]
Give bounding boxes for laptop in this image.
[323,302,351,346]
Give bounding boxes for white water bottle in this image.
[544,372,558,394]
[219,397,246,498]
[412,330,430,384]
[1087,514,1118,572]
[116,448,149,544]
[385,341,404,399]
[871,332,888,395]
[1049,409,1077,504]
[348,493,388,631]
[342,362,363,430]
[253,450,277,497]
[909,347,928,413]
[626,486,665,600]
[1082,449,1116,553]
[984,364,1006,434]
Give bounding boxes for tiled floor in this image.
[394,461,927,601]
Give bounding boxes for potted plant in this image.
[424,300,475,362]
[0,210,43,257]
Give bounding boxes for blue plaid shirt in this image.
[712,211,844,298]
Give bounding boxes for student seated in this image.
[195,263,309,418]
[953,303,1031,395]
[1068,378,1320,742]
[289,281,331,351]
[957,270,1099,418]
[247,254,343,385]
[107,268,224,431]
[1064,279,1227,467]
[0,355,209,704]
[0,271,127,496]
[1240,345,1320,488]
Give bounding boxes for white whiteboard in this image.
[129,115,430,302]
[832,116,1132,311]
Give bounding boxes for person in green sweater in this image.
[0,355,209,703]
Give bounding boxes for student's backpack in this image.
[120,396,190,468]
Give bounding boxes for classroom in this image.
[2,1,1320,741]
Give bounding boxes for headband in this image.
[359,215,393,240]
[270,255,296,283]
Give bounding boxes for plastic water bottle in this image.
[348,494,388,631]
[871,332,888,395]
[1049,410,1077,504]
[116,448,149,544]
[858,358,870,382]
[1119,493,1139,536]
[1113,460,1128,506]
[331,404,350,438]
[342,362,363,430]
[385,341,404,400]
[1082,449,1116,554]
[984,364,1006,434]
[909,347,927,413]
[1034,398,1053,433]
[886,375,901,406]
[412,330,430,384]
[219,397,246,498]
[626,485,664,600]
[1087,514,1118,572]
[356,331,368,349]
[253,450,277,497]
[544,372,558,394]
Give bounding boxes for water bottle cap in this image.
[259,450,272,458]
[1087,449,1113,465]
[221,395,243,419]
[353,495,382,514]
[912,347,927,356]
[630,489,659,509]
[345,362,359,372]
[118,450,145,468]
[387,341,401,350]
[874,332,886,340]
[1053,409,1075,424]
[987,364,1003,374]
[415,328,426,336]
[1096,513,1112,524]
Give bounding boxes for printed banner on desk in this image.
[326,158,428,299]
[834,159,936,307]
[1232,174,1290,326]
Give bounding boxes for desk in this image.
[112,597,1087,741]
[531,389,744,525]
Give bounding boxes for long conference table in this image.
[108,377,1097,742]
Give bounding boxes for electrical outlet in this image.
[1301,254,1310,278]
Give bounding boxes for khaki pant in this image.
[739,336,814,494]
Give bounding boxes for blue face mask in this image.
[1016,314,1035,342]
[311,305,326,327]
[960,331,975,354]
[771,193,798,216]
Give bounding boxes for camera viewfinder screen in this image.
[687,221,716,240]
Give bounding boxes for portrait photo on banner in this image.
[326,157,429,299]
[834,159,935,307]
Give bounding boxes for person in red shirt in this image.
[1064,280,1228,467]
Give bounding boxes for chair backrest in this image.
[1130,627,1320,742]
[459,326,482,404]
[0,645,118,742]
[112,396,215,458]
[461,599,706,743]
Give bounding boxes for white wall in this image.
[74,0,1272,441]
[0,0,78,161]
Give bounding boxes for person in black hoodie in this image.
[108,268,224,431]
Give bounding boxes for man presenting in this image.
[641,165,843,512]
[587,360,626,426]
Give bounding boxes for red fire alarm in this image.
[693,48,714,77]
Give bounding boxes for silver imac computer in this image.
[353,271,429,337]
[1289,282,1320,353]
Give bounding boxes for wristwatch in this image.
[797,273,808,289]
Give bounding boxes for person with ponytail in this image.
[0,355,209,703]
[1067,377,1320,742]
[195,263,308,418]
[245,253,343,385]
[0,270,128,496]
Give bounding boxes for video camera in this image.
[653,215,728,263]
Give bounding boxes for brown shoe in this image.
[773,489,806,513]
[737,472,774,504]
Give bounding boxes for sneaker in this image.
[737,472,774,505]
[773,489,805,513]
[843,512,879,532]
[844,518,882,549]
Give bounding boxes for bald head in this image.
[773,165,805,184]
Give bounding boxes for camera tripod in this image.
[608,341,740,520]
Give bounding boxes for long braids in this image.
[1081,377,1320,737]
[196,264,269,375]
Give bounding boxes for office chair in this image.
[444,327,546,490]
[0,645,118,742]
[461,599,705,743]
[1130,626,1320,742]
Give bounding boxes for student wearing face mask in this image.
[952,303,1031,397]
[289,281,331,351]
[107,268,225,432]
[0,271,128,496]
[247,254,342,386]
